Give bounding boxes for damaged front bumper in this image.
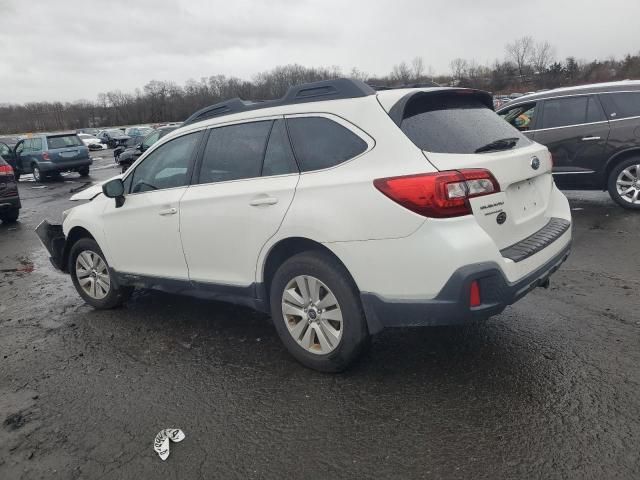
[35,220,67,271]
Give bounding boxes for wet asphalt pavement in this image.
[0,151,639,479]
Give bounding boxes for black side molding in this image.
[500,218,571,263]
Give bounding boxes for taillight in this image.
[469,280,481,307]
[373,169,500,218]
[0,164,13,175]
[42,151,50,160]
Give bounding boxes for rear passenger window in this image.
[198,121,272,184]
[541,96,589,129]
[286,117,367,172]
[262,120,298,176]
[599,92,640,119]
[31,138,43,151]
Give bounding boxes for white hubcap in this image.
[281,275,343,355]
[616,165,640,204]
[75,250,110,300]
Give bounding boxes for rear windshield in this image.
[400,93,531,154]
[47,135,83,149]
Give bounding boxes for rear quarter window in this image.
[47,135,83,149]
[400,93,531,154]
[286,117,367,172]
[599,92,640,119]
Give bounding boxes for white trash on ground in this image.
[153,428,185,461]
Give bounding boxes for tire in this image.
[269,251,369,372]
[69,238,132,309]
[32,164,43,182]
[78,166,90,177]
[0,208,19,223]
[607,156,640,210]
[14,170,20,181]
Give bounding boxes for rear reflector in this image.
[470,280,481,307]
[373,169,500,218]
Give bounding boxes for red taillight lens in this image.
[470,280,481,307]
[42,151,50,160]
[373,169,500,218]
[0,164,13,175]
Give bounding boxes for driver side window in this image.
[500,102,537,131]
[129,132,201,194]
[142,131,160,150]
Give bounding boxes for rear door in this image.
[534,95,610,189]
[179,118,299,288]
[395,90,555,249]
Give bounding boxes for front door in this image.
[534,94,610,189]
[101,130,203,280]
[179,118,299,288]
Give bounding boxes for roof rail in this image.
[370,81,440,91]
[183,78,376,126]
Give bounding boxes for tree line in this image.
[1,37,639,135]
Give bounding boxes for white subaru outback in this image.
[36,79,571,372]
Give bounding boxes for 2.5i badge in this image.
[496,212,507,224]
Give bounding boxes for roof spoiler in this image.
[387,88,494,126]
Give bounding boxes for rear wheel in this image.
[32,164,43,182]
[78,166,90,177]
[69,238,132,309]
[608,157,640,210]
[0,208,19,223]
[269,251,369,372]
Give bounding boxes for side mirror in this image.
[102,178,125,208]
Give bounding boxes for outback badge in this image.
[531,156,540,170]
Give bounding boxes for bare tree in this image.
[530,41,555,74]
[391,61,412,84]
[506,36,534,80]
[449,58,468,83]
[411,57,425,80]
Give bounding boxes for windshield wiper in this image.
[474,137,519,153]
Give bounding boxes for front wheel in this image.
[78,166,90,177]
[269,251,369,372]
[32,164,43,183]
[608,157,640,210]
[69,238,132,309]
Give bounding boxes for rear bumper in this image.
[35,220,67,271]
[39,158,92,172]
[361,241,571,333]
[0,195,21,211]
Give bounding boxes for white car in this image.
[36,79,572,372]
[78,133,106,150]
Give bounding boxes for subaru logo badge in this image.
[531,157,540,170]
[496,212,507,225]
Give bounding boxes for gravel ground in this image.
[0,152,639,479]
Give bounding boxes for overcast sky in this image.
[1,0,639,103]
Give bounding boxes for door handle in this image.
[158,207,177,216]
[581,136,601,141]
[249,195,278,206]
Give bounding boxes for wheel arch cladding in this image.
[604,148,640,187]
[260,237,361,309]
[63,226,95,272]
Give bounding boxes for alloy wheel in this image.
[281,275,343,355]
[75,250,111,300]
[616,164,640,204]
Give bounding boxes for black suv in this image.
[497,81,640,209]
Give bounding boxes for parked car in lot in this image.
[97,129,131,148]
[117,126,179,173]
[113,135,145,162]
[78,133,106,150]
[77,128,100,136]
[124,126,153,137]
[37,79,571,371]
[0,139,18,171]
[497,80,640,209]
[13,133,92,182]
[0,155,20,223]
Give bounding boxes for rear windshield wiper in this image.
[474,137,519,153]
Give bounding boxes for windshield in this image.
[47,134,83,149]
[108,129,125,136]
[400,93,531,154]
